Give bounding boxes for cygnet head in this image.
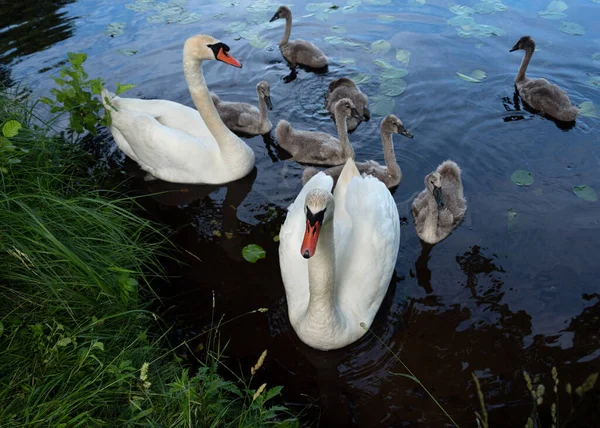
[381,114,413,139]
[184,35,242,68]
[334,98,362,121]
[257,81,272,110]
[509,35,535,53]
[270,5,292,22]
[301,189,334,259]
[425,172,444,207]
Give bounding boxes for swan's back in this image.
[335,173,400,324]
[275,120,342,164]
[438,160,466,222]
[518,78,578,122]
[279,173,334,322]
[326,78,368,132]
[282,40,328,68]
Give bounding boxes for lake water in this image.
[2,0,600,426]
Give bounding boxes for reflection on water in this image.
[0,0,76,67]
[3,0,600,426]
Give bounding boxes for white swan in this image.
[101,34,255,184]
[278,158,400,350]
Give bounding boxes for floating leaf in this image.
[338,58,356,65]
[573,185,598,202]
[578,101,599,118]
[449,5,474,15]
[370,95,395,116]
[456,71,482,83]
[511,170,534,186]
[507,208,517,230]
[324,36,345,45]
[538,1,568,20]
[147,14,165,23]
[177,12,202,24]
[118,48,139,56]
[331,25,346,33]
[105,22,126,37]
[242,244,266,263]
[350,73,371,85]
[370,40,391,55]
[125,1,155,12]
[448,15,476,27]
[395,49,411,65]
[2,120,22,138]
[225,21,246,33]
[380,78,407,96]
[593,53,600,62]
[457,23,505,37]
[474,1,507,14]
[471,69,487,80]
[560,21,585,36]
[380,66,409,79]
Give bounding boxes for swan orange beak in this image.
[301,219,321,259]
[216,48,242,68]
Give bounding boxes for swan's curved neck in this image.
[382,131,400,179]
[305,220,340,325]
[516,47,534,83]
[183,58,231,141]
[257,92,268,127]
[335,115,354,159]
[280,16,292,46]
[424,193,439,236]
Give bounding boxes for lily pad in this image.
[380,66,409,79]
[593,53,600,61]
[573,185,598,202]
[338,58,356,65]
[125,1,156,12]
[118,48,139,56]
[177,12,201,24]
[242,244,266,263]
[507,208,517,230]
[331,25,346,33]
[225,21,246,33]
[511,170,534,186]
[380,78,407,96]
[457,23,505,37]
[105,22,126,37]
[474,0,507,14]
[147,14,165,23]
[350,73,371,85]
[370,95,395,116]
[2,120,22,138]
[578,101,599,118]
[324,36,345,45]
[395,49,411,65]
[448,15,476,27]
[371,40,391,55]
[560,21,585,36]
[456,70,486,83]
[449,4,474,15]
[538,1,568,19]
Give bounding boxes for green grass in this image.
[0,86,297,427]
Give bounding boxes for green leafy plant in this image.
[0,119,28,173]
[40,52,135,135]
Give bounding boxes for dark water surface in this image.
[3,0,600,426]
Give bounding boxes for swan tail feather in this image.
[437,159,462,182]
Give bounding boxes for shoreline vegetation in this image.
[0,64,298,426]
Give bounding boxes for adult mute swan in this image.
[278,158,400,350]
[509,35,578,122]
[101,34,255,184]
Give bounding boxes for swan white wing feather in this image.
[279,172,334,323]
[336,174,400,327]
[109,107,225,183]
[109,95,214,141]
